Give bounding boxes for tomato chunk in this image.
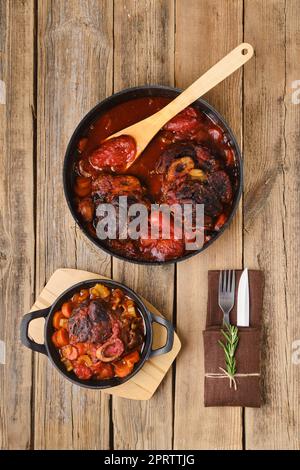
[123,350,140,366]
[76,355,93,367]
[75,342,87,356]
[73,363,92,380]
[92,362,114,380]
[62,345,78,361]
[89,135,136,171]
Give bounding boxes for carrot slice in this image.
[75,343,87,356]
[52,311,64,329]
[61,301,73,318]
[74,184,91,197]
[124,350,140,366]
[114,359,134,378]
[92,362,114,380]
[77,355,92,367]
[51,331,59,348]
[56,328,69,347]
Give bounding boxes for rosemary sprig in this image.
[218,323,239,389]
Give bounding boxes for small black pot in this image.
[20,279,174,389]
[63,85,243,265]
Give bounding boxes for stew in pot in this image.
[72,97,239,261]
[51,283,145,380]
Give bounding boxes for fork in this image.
[218,270,235,325]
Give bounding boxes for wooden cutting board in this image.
[27,268,181,400]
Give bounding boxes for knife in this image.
[237,268,250,327]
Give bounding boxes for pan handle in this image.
[20,308,50,356]
[149,312,174,357]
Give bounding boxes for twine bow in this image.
[205,367,260,391]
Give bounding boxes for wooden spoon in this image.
[106,43,254,169]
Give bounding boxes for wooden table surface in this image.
[1,0,299,450]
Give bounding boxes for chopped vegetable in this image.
[90,283,110,299]
[51,331,60,348]
[56,328,69,347]
[78,198,94,222]
[73,364,92,380]
[74,183,91,197]
[59,318,68,329]
[61,301,73,318]
[77,355,93,367]
[189,168,206,181]
[61,358,73,371]
[75,342,87,356]
[114,359,134,378]
[215,213,227,231]
[52,311,64,329]
[72,289,89,303]
[123,350,140,366]
[62,345,78,361]
[92,362,114,380]
[77,137,88,153]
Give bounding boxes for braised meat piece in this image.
[156,143,197,174]
[68,302,90,343]
[68,299,112,344]
[77,197,94,222]
[157,141,232,220]
[88,300,109,323]
[92,174,144,202]
[163,178,223,218]
[195,146,220,172]
[91,174,151,258]
[207,171,232,204]
[93,188,150,240]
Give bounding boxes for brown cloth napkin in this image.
[203,270,264,407]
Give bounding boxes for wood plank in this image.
[174,0,243,449]
[0,0,35,449]
[112,0,175,450]
[244,0,300,449]
[35,0,113,449]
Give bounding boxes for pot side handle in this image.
[149,312,174,358]
[20,308,50,356]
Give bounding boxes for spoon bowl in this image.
[105,43,254,169]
